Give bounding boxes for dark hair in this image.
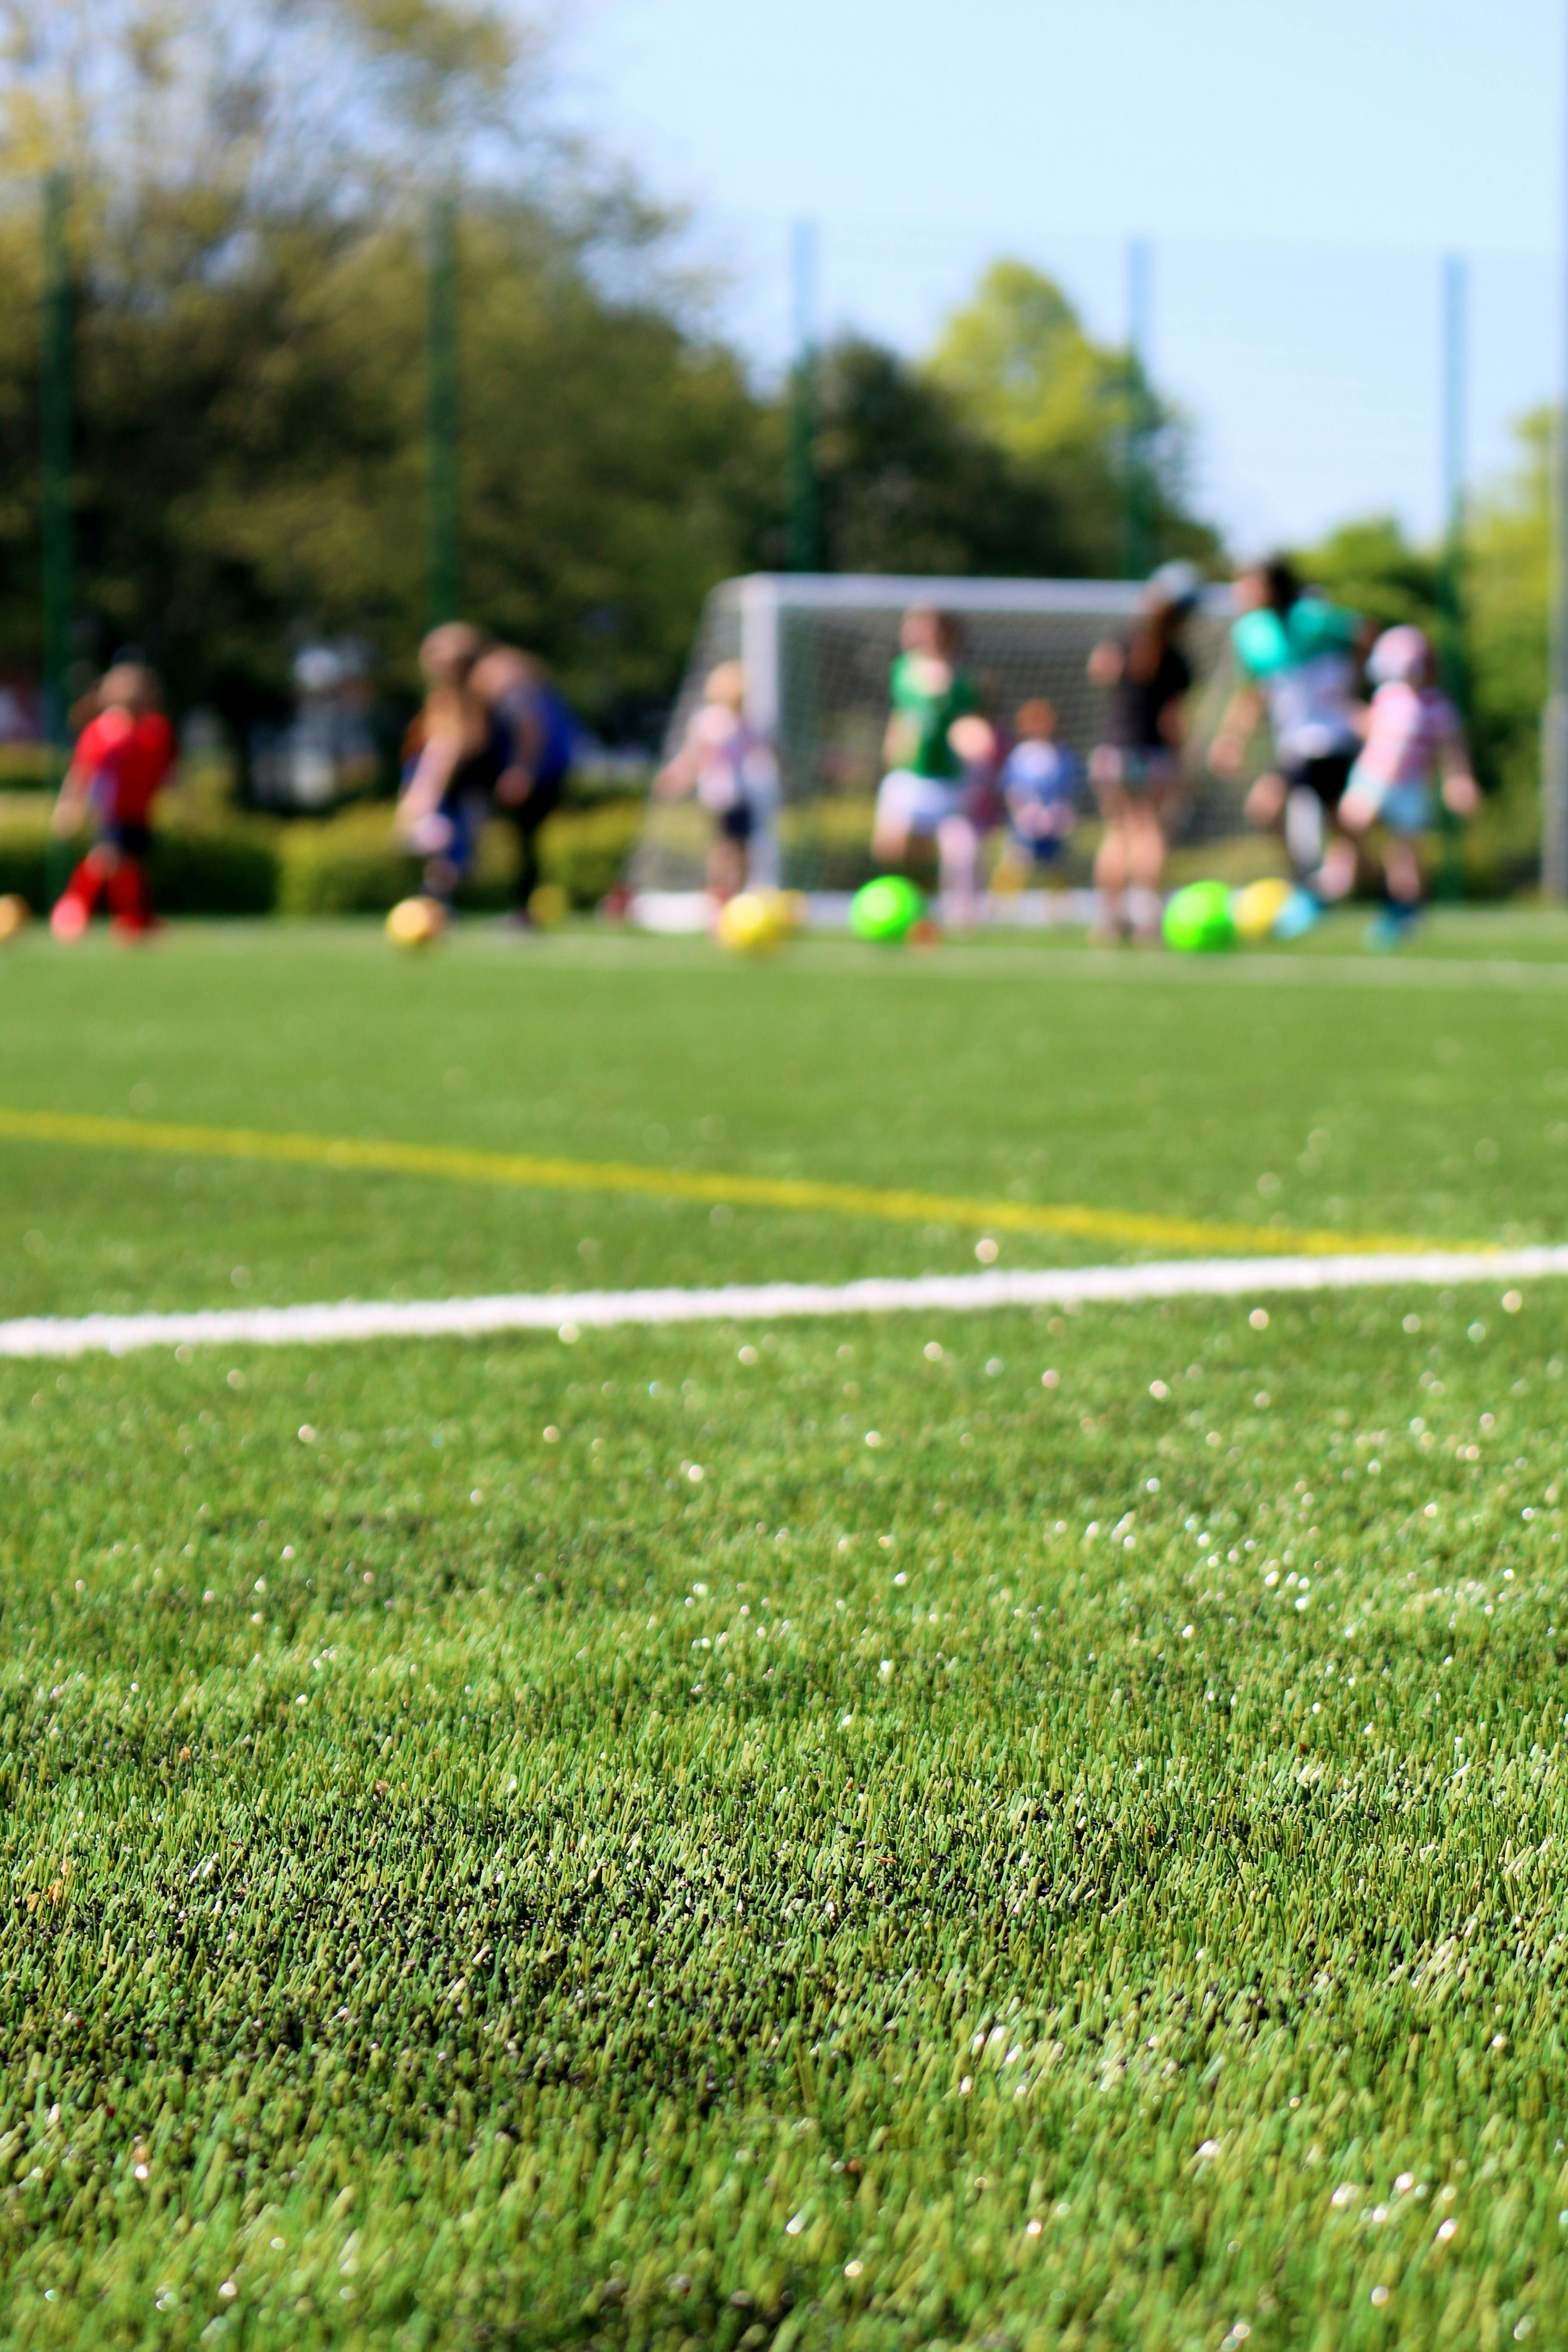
[1260,557,1301,616]
[1125,597,1190,684]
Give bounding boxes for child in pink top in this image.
[1338,625,1478,946]
[655,661,778,902]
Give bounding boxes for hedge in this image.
[0,802,276,915]
[0,794,645,918]
[0,788,1527,913]
[275,800,643,915]
[0,746,55,791]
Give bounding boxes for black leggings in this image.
[504,775,565,908]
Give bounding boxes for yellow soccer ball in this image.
[1231,876,1293,942]
[386,895,447,950]
[527,882,570,928]
[717,891,783,954]
[0,894,31,944]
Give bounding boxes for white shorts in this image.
[875,769,962,835]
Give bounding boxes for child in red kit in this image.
[50,665,177,940]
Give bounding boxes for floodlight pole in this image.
[1437,254,1469,701]
[1434,253,1470,902]
[1121,236,1154,582]
[426,190,461,629]
[1546,8,1568,897]
[786,218,821,573]
[40,170,73,776]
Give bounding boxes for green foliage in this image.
[0,3,770,742]
[0,749,55,792]
[273,808,426,919]
[150,823,280,918]
[814,339,1080,579]
[930,262,1122,464]
[3,931,1568,2343]
[0,802,276,916]
[925,261,1220,576]
[539,799,643,910]
[1295,515,1445,637]
[0,797,643,919]
[274,800,641,915]
[1296,422,1552,841]
[1467,413,1552,810]
[811,283,1222,584]
[0,20,1235,747]
[0,802,49,909]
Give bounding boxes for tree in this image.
[812,338,1086,579]
[1465,413,1550,810]
[0,0,772,747]
[1292,516,1444,638]
[1295,437,1550,811]
[925,259,1219,576]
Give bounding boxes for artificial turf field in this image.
[5,917,1568,2349]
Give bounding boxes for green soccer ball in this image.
[851,874,926,944]
[1162,879,1237,954]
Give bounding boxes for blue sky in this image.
[561,0,1564,549]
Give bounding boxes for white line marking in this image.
[492,938,1568,994]
[2,1247,1564,1359]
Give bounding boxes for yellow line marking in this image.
[0,1105,1478,1259]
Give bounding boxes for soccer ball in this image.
[527,882,570,928]
[1231,876,1293,942]
[0,894,31,944]
[386,896,447,949]
[1162,880,1236,954]
[851,875,926,944]
[717,891,783,954]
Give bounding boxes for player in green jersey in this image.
[871,609,995,920]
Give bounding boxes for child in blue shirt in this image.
[1001,699,1081,872]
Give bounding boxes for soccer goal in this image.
[628,572,1250,909]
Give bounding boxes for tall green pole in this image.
[1121,236,1154,582]
[426,191,460,628]
[786,217,821,574]
[1437,254,1469,706]
[1545,0,1568,897]
[1434,253,1470,902]
[40,170,73,777]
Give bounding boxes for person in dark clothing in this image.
[1086,560,1201,943]
[472,646,580,925]
[1210,554,1368,915]
[396,623,502,906]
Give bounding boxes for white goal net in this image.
[628,572,1250,900]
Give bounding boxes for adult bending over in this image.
[472,646,580,927]
[395,623,500,906]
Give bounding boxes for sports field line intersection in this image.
[0,1105,1476,1259]
[2,1246,1562,1360]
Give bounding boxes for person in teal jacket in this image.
[1209,556,1370,914]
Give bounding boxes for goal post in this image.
[629,571,1248,901]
